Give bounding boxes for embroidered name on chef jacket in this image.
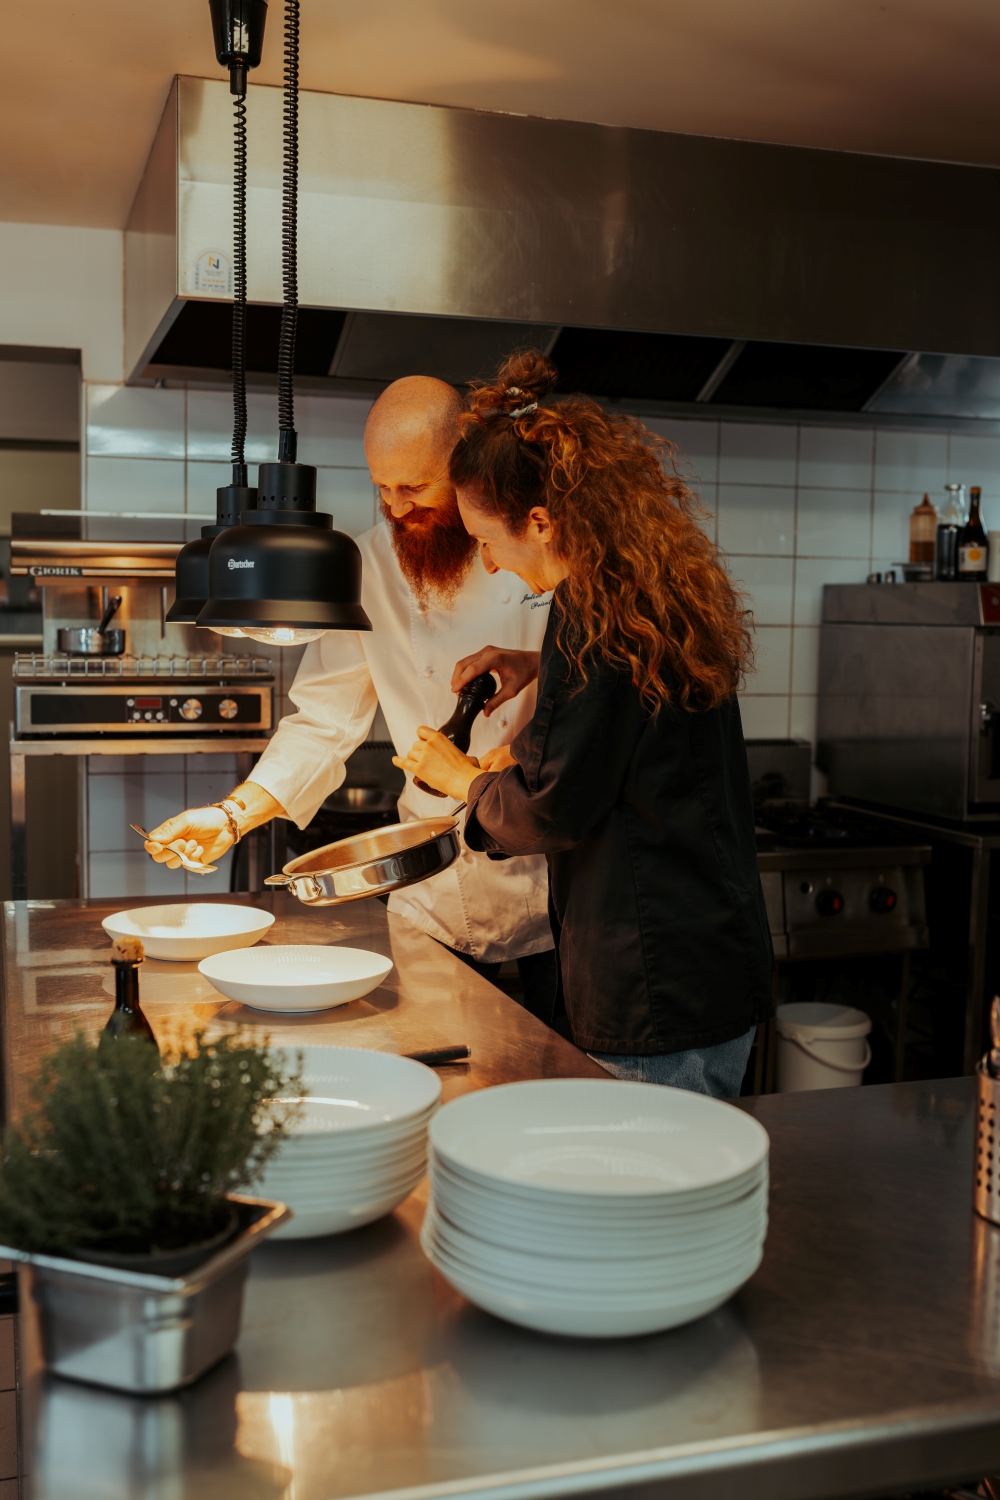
[522,592,551,609]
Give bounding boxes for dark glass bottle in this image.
[935,482,966,580]
[958,486,989,581]
[414,671,498,797]
[102,938,157,1048]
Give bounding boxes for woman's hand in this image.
[145,808,234,868]
[478,745,517,773]
[451,647,540,717]
[393,728,485,801]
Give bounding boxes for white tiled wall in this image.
[84,386,378,534]
[78,379,1000,893]
[644,416,1000,753]
[81,384,377,897]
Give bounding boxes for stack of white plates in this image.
[260,1046,441,1239]
[422,1078,769,1337]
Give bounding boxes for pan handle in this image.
[264,874,290,888]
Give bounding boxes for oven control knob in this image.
[815,889,844,917]
[218,697,238,720]
[180,698,203,721]
[870,886,898,914]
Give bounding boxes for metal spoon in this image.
[130,825,217,875]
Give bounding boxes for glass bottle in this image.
[936,483,967,580]
[101,938,157,1048]
[958,486,989,581]
[909,494,938,564]
[414,672,498,797]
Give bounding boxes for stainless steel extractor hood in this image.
[125,77,1000,419]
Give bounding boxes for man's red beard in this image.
[382,495,477,605]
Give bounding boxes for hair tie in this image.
[509,401,538,419]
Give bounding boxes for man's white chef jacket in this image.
[248,519,554,963]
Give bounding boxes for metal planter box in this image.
[0,1195,289,1394]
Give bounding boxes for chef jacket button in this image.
[424,666,435,677]
[501,594,511,604]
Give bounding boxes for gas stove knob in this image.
[218,697,238,720]
[869,886,898,914]
[815,888,844,917]
[180,698,203,721]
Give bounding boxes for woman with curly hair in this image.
[395,351,773,1097]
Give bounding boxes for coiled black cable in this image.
[277,0,300,465]
[231,90,248,481]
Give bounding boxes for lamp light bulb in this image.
[200,625,248,639]
[241,626,326,646]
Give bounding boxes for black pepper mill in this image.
[102,937,158,1049]
[414,671,498,797]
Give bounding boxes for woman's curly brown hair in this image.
[450,349,754,713]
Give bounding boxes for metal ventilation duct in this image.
[125,77,1000,417]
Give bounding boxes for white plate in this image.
[422,1222,760,1337]
[102,903,275,961]
[427,1203,764,1292]
[430,1151,767,1223]
[424,1208,763,1307]
[430,1080,769,1201]
[200,945,393,1011]
[268,1047,442,1131]
[429,1153,767,1224]
[270,1170,426,1240]
[265,1140,425,1188]
[431,1181,767,1262]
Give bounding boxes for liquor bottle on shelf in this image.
[959,486,989,581]
[101,937,158,1049]
[909,494,938,564]
[936,483,967,580]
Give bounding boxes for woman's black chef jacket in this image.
[464,610,774,1056]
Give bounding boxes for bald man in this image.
[146,377,557,1017]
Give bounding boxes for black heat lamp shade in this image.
[197,521,371,633]
[198,464,372,638]
[165,484,256,623]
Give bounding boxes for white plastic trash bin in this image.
[775,1002,872,1092]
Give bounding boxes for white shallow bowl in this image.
[267,1165,427,1240]
[102,902,275,961]
[427,1203,764,1291]
[430,1079,769,1200]
[432,1180,768,1262]
[422,1218,761,1337]
[429,1153,768,1224]
[274,1046,442,1131]
[254,1046,440,1240]
[199,945,393,1011]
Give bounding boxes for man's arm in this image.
[146,632,379,868]
[146,782,285,867]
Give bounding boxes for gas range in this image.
[12,653,273,738]
[755,802,931,960]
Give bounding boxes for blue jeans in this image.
[590,1026,756,1099]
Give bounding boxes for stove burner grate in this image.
[755,801,925,851]
[13,653,273,681]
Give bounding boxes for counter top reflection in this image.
[4,896,1000,1500]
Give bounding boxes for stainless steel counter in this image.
[5,896,1000,1500]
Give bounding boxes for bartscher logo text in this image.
[228,558,254,571]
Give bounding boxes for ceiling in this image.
[6,0,1000,232]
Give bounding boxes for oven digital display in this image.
[134,697,162,708]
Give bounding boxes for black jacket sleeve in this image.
[465,646,645,858]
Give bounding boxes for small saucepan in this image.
[265,812,463,906]
[57,595,125,657]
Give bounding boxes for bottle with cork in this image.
[101,937,157,1050]
[909,495,938,567]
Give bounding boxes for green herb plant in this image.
[0,1028,303,1258]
